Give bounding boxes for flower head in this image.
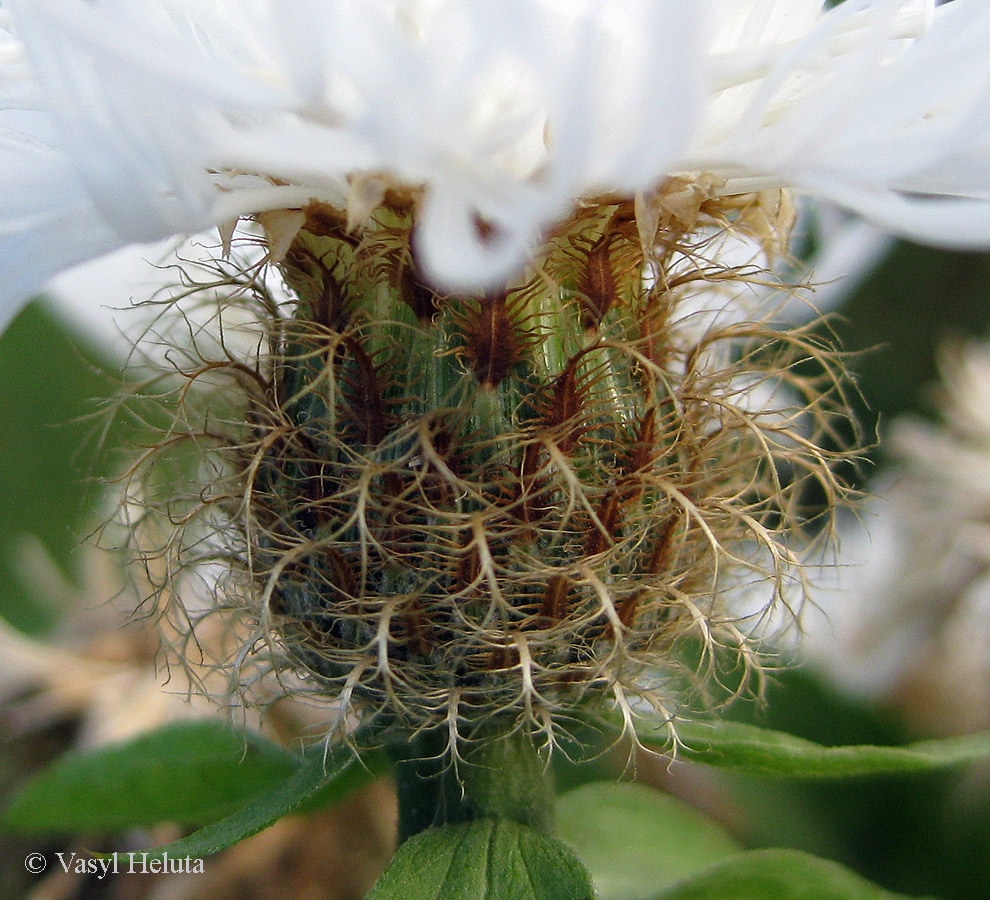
[122,178,849,749]
[3,0,990,329]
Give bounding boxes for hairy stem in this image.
[388,721,555,843]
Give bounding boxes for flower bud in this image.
[129,178,848,751]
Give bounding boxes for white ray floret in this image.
[2,0,990,331]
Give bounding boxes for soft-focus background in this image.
[2,223,989,899]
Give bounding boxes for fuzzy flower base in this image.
[127,178,847,752]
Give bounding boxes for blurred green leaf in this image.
[365,819,595,900]
[111,741,384,862]
[635,719,990,778]
[673,670,990,900]
[0,302,128,634]
[653,849,934,900]
[831,245,990,431]
[1,720,298,832]
[556,782,740,900]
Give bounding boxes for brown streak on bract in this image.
[325,547,359,604]
[646,512,680,576]
[637,292,676,369]
[585,491,622,557]
[591,407,659,534]
[538,574,570,624]
[454,538,481,598]
[626,407,658,475]
[340,335,390,445]
[460,290,533,388]
[283,245,351,332]
[313,268,350,333]
[486,643,521,671]
[401,599,432,656]
[578,232,619,330]
[302,201,355,242]
[516,441,546,528]
[540,348,603,453]
[616,590,643,630]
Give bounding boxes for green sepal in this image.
[365,819,597,900]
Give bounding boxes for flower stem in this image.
[388,721,555,843]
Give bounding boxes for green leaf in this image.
[0,302,129,634]
[556,782,741,900]
[366,819,596,900]
[112,743,385,862]
[634,719,990,778]
[1,721,298,833]
[654,849,936,900]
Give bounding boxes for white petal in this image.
[6,0,990,319]
[798,179,990,249]
[414,181,537,292]
[6,0,280,239]
[0,121,120,324]
[0,205,120,332]
[693,0,990,246]
[566,0,703,192]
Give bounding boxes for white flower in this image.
[3,0,990,331]
[803,340,990,730]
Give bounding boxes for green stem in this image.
[388,721,555,843]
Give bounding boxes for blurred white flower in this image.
[803,341,990,733]
[3,0,990,331]
[0,534,211,747]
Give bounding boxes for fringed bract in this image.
[123,180,851,754]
